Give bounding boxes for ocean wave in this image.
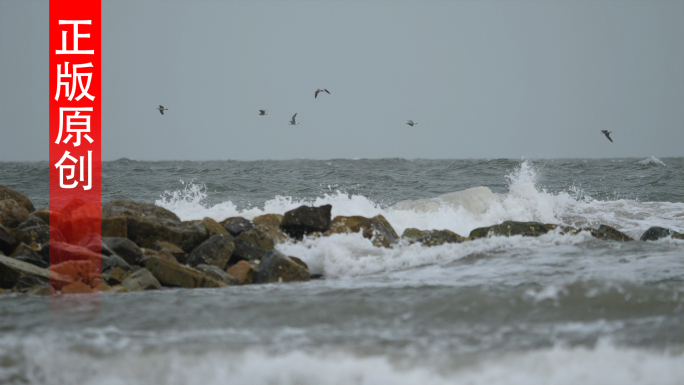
[1,335,680,385]
[636,156,667,166]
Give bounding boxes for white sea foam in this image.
[3,336,681,385]
[156,160,684,239]
[636,156,667,166]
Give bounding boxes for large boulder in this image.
[0,199,30,228]
[152,241,187,264]
[121,268,162,291]
[18,216,47,229]
[402,228,469,246]
[20,225,50,249]
[325,215,399,248]
[61,281,94,294]
[0,185,35,212]
[0,254,73,290]
[280,205,332,239]
[229,237,268,266]
[102,237,144,266]
[49,241,102,265]
[142,255,226,289]
[186,234,235,270]
[640,227,683,241]
[222,217,254,236]
[195,264,239,286]
[101,216,127,238]
[237,225,288,250]
[51,260,100,287]
[101,254,133,273]
[103,200,209,252]
[589,225,634,242]
[254,250,310,284]
[469,221,559,238]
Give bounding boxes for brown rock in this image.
[143,255,226,288]
[324,215,399,248]
[0,185,35,212]
[102,267,130,285]
[49,241,102,265]
[226,261,255,285]
[401,228,469,247]
[102,216,127,238]
[254,251,310,284]
[32,209,50,225]
[26,285,52,296]
[238,224,289,250]
[152,241,187,264]
[589,225,634,242]
[0,254,73,290]
[62,281,94,294]
[0,199,30,228]
[195,264,239,286]
[105,285,128,293]
[186,234,235,270]
[102,200,180,222]
[252,214,284,229]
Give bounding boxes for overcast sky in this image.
[1,1,683,161]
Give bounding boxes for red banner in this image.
[49,0,101,297]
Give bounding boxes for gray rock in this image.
[281,205,332,239]
[11,243,47,268]
[195,264,239,286]
[102,254,133,273]
[102,237,144,266]
[254,250,310,284]
[640,226,683,241]
[223,217,254,236]
[469,221,558,238]
[142,255,226,288]
[121,268,162,291]
[186,234,235,270]
[229,237,268,266]
[589,225,634,242]
[402,228,469,246]
[0,254,73,290]
[102,200,180,222]
[20,225,50,248]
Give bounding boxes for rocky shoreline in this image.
[0,184,682,296]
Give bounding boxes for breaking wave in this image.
[636,156,667,166]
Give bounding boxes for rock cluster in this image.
[0,184,681,296]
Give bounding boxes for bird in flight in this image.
[157,105,168,115]
[406,120,417,127]
[315,89,330,99]
[290,113,299,125]
[259,110,267,116]
[601,130,613,143]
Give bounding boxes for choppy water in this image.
[1,157,683,385]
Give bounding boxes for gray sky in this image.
[1,1,683,161]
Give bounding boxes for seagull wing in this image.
[606,134,613,143]
[324,89,330,94]
[315,90,320,98]
[292,113,297,123]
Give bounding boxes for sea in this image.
[0,157,682,385]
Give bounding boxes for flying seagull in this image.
[601,130,613,143]
[315,89,330,98]
[259,110,267,116]
[290,113,299,125]
[157,105,168,115]
[406,120,417,127]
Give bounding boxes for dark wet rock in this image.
[589,225,634,242]
[152,241,187,264]
[195,264,239,286]
[0,185,35,213]
[0,226,18,256]
[16,275,49,292]
[62,281,94,294]
[18,216,47,229]
[195,217,229,237]
[252,214,284,229]
[640,227,683,241]
[102,216,127,238]
[142,255,226,288]
[0,254,73,290]
[323,215,399,248]
[226,260,256,285]
[102,237,144,266]
[229,237,268,266]
[222,217,254,236]
[121,268,162,291]
[0,199,30,228]
[469,221,559,239]
[254,250,310,284]
[11,243,47,268]
[186,234,235,270]
[402,228,469,246]
[237,225,288,250]
[32,208,50,226]
[280,205,332,239]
